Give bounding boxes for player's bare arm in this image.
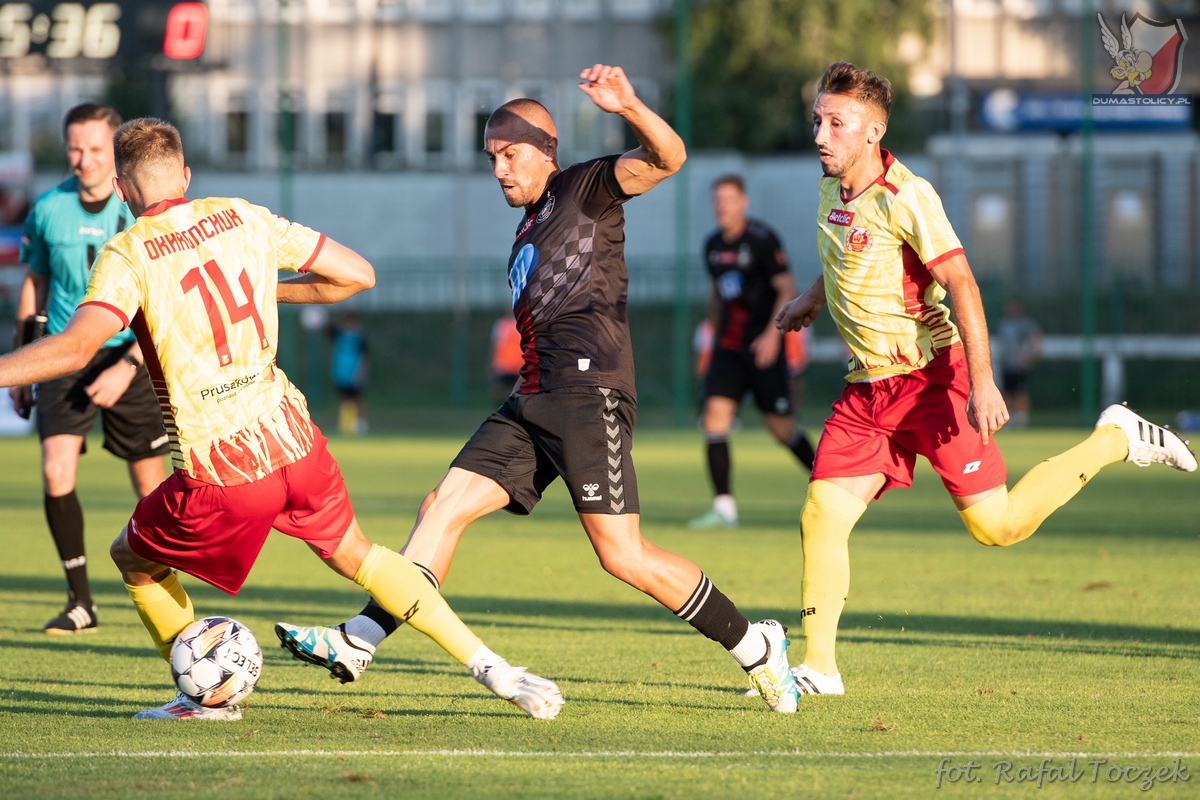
[750,272,796,368]
[0,305,123,389]
[579,64,686,196]
[277,238,375,305]
[929,253,1009,444]
[775,276,826,332]
[8,269,49,414]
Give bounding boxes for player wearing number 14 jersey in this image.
[0,118,563,721]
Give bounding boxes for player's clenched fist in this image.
[775,292,824,332]
[578,64,638,114]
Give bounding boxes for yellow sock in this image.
[125,573,195,661]
[960,424,1127,546]
[800,480,867,677]
[353,544,482,664]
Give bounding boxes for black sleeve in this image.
[703,233,719,278]
[574,155,632,220]
[759,227,789,278]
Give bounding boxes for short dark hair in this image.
[113,118,184,179]
[712,174,746,194]
[62,103,122,140]
[817,62,892,119]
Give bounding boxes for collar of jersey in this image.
[838,148,896,205]
[141,197,191,217]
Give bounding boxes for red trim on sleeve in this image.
[78,301,130,330]
[141,197,191,217]
[297,234,327,273]
[924,248,965,270]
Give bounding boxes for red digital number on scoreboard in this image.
[163,2,208,60]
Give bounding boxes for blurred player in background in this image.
[489,308,523,400]
[689,175,814,530]
[279,65,802,713]
[0,119,562,721]
[774,62,1196,698]
[11,103,167,635]
[997,298,1043,428]
[330,311,369,435]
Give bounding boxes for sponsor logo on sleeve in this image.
[827,209,855,226]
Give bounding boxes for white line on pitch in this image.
[4,750,1200,760]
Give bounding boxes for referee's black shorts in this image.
[703,346,793,416]
[451,386,639,516]
[35,345,170,461]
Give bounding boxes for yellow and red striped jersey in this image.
[82,196,325,486]
[817,150,963,383]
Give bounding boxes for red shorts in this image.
[127,427,354,595]
[811,354,1007,499]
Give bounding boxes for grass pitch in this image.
[1,427,1197,798]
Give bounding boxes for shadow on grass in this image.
[3,576,1196,656]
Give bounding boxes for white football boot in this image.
[274,622,375,684]
[134,691,242,720]
[1097,404,1197,472]
[745,619,800,713]
[470,658,564,720]
[792,663,845,696]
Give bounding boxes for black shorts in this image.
[36,346,170,462]
[703,347,793,416]
[1002,369,1030,395]
[450,386,639,516]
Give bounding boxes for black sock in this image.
[674,574,750,651]
[787,428,815,471]
[706,436,731,496]
[45,492,90,608]
[358,561,440,636]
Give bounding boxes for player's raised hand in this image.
[966,382,1009,445]
[579,65,638,114]
[775,293,823,332]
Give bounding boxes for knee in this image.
[43,462,75,496]
[596,546,646,590]
[965,520,1020,547]
[110,531,139,573]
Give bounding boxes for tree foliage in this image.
[669,0,932,152]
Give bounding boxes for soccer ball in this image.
[170,616,263,708]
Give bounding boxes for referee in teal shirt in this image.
[11,104,167,635]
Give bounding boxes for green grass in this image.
[1,428,1198,798]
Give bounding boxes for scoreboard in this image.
[0,0,205,63]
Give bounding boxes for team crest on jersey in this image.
[827,209,854,226]
[536,195,555,223]
[846,226,873,252]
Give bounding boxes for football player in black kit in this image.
[277,65,802,713]
[689,175,815,529]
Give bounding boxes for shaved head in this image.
[484,98,560,209]
[485,99,557,151]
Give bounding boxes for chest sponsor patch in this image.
[509,243,539,307]
[827,209,854,227]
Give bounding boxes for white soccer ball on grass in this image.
[170,616,263,707]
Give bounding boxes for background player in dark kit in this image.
[689,175,815,529]
[11,104,167,635]
[278,64,802,712]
